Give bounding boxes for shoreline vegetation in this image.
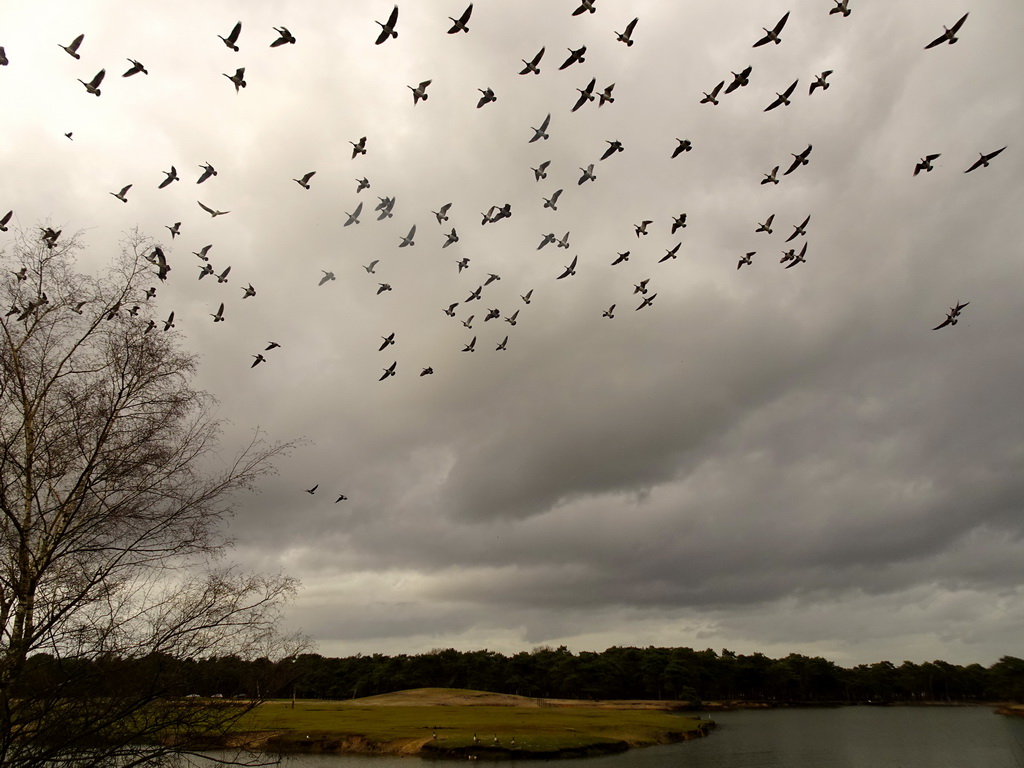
[222,688,713,758]
[205,688,1021,758]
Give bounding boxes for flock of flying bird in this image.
[0,2,1009,500]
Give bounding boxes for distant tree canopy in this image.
[31,646,1022,706]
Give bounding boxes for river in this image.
[195,706,1024,768]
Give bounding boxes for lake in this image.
[195,706,1024,768]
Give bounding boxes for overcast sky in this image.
[3,0,1023,668]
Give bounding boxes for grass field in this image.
[232,688,708,756]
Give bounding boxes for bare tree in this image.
[0,227,304,767]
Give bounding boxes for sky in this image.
[2,0,1023,669]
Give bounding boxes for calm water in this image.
[199,706,1024,768]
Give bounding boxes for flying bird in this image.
[765,80,799,111]
[925,13,969,49]
[672,139,693,158]
[219,22,242,51]
[543,189,563,210]
[158,166,179,189]
[456,257,469,272]
[784,145,813,175]
[444,229,460,248]
[344,202,363,226]
[335,494,349,502]
[556,232,571,249]
[356,177,370,192]
[251,354,266,368]
[532,161,550,180]
[600,140,624,160]
[305,485,318,495]
[60,34,84,58]
[671,214,688,233]
[110,184,132,203]
[611,251,629,265]
[559,46,587,70]
[615,18,638,46]
[380,362,397,380]
[756,214,775,233]
[484,308,500,322]
[701,81,725,105]
[432,203,452,223]
[375,6,399,44]
[123,59,148,77]
[363,260,379,274]
[783,242,808,268]
[379,332,395,351]
[409,79,432,104]
[242,283,256,298]
[476,87,496,108]
[197,163,217,183]
[78,69,105,96]
[753,11,790,47]
[659,243,681,262]
[635,220,653,237]
[495,336,509,351]
[572,78,597,112]
[786,214,811,242]
[964,147,1006,173]
[216,266,230,283]
[294,171,316,189]
[577,164,596,185]
[398,224,416,247]
[199,263,214,280]
[350,137,367,157]
[466,286,482,302]
[224,67,246,92]
[598,83,615,106]
[420,368,433,377]
[462,337,476,352]
[538,232,556,250]
[462,315,474,328]
[521,290,533,304]
[738,252,755,269]
[0,211,10,231]
[270,26,296,46]
[448,4,473,33]
[520,47,545,75]
[443,303,459,317]
[163,312,175,331]
[484,273,501,286]
[831,0,851,17]
[319,271,335,286]
[166,221,181,238]
[265,341,281,351]
[530,114,551,143]
[572,0,596,15]
[725,65,752,94]
[933,301,969,329]
[762,165,780,185]
[636,293,657,311]
[504,310,519,326]
[197,201,230,217]
[211,303,225,323]
[603,305,616,319]
[557,255,578,279]
[913,154,941,175]
[377,283,392,294]
[809,70,833,94]
[151,247,171,281]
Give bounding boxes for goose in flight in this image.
[305,485,318,495]
[462,336,477,352]
[335,494,349,502]
[266,341,281,350]
[603,304,616,319]
[242,283,256,298]
[484,273,501,286]
[152,247,171,281]
[559,46,587,70]
[913,154,941,175]
[433,202,452,223]
[466,285,483,302]
[521,290,533,304]
[737,252,755,269]
[601,140,624,160]
[831,0,851,16]
[659,243,681,262]
[809,70,833,94]
[216,266,231,283]
[764,80,798,111]
[0,210,10,231]
[964,147,1006,173]
[530,114,551,143]
[60,34,85,58]
[377,283,392,294]
[448,4,473,34]
[933,301,969,329]
[672,139,693,158]
[420,368,433,377]
[158,166,179,189]
[571,78,597,112]
[344,202,363,226]
[65,132,73,140]
[363,260,379,274]
[557,255,578,279]
[611,251,629,265]
[786,214,811,241]
[294,171,316,189]
[398,224,416,247]
[753,11,790,47]
[199,263,215,280]
[380,362,397,380]
[701,81,724,105]
[377,196,396,219]
[671,214,688,233]
[725,65,752,94]
[270,26,296,46]
[110,184,132,203]
[456,257,469,271]
[756,214,775,233]
[356,177,370,192]
[556,232,571,249]
[761,165,780,185]
[163,312,175,331]
[504,310,519,326]
[123,59,148,77]
[197,163,217,183]
[219,22,242,51]
[443,303,459,317]
[532,161,550,180]
[538,232,556,250]
[211,303,225,322]
[319,270,335,286]
[615,18,638,46]
[477,87,496,108]
[543,189,562,210]
[485,308,500,322]
[783,242,808,268]
[166,221,181,239]
[636,293,657,311]
[409,80,432,104]
[462,315,474,328]
[784,145,813,175]
[635,220,653,237]
[444,229,460,248]
[379,332,395,351]
[496,336,508,351]
[198,201,230,217]
[925,13,968,49]
[577,164,596,185]
[78,69,105,96]
[144,287,156,300]
[224,67,246,92]
[375,6,399,44]
[350,136,367,157]
[573,0,596,15]
[598,83,615,106]
[520,47,544,75]
[251,354,266,367]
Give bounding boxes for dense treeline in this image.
[17,647,1024,705]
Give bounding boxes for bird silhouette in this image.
[219,22,242,51]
